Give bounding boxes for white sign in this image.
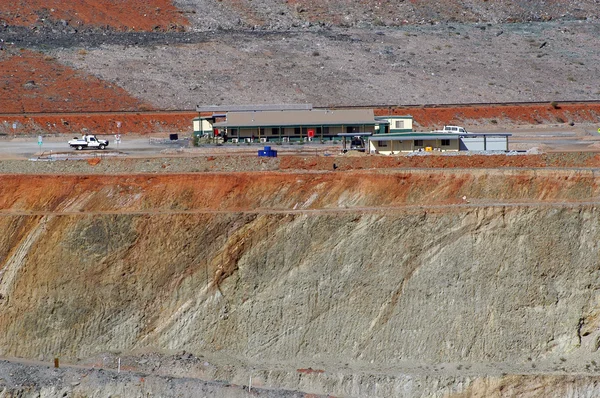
[114,134,121,143]
[12,122,16,130]
[38,135,43,147]
[116,121,122,128]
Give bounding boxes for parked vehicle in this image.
[350,136,366,151]
[68,134,109,150]
[432,125,468,134]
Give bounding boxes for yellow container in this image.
[425,146,433,152]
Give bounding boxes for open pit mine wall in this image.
[1,170,600,396]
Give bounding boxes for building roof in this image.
[213,109,376,128]
[369,132,512,141]
[369,133,460,141]
[196,104,313,112]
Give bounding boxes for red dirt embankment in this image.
[0,50,195,136]
[379,103,600,128]
[0,169,597,213]
[1,111,196,136]
[0,50,149,114]
[0,0,188,31]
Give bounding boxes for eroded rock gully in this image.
[1,169,600,397]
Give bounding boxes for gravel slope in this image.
[28,21,596,110]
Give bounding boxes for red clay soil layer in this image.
[378,103,600,128]
[0,111,197,136]
[0,168,598,212]
[0,0,188,31]
[3,103,600,136]
[0,50,150,114]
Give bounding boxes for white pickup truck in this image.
[68,134,109,150]
[432,125,468,134]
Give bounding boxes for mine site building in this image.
[195,104,377,143]
[194,105,510,152]
[368,117,511,154]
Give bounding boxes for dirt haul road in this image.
[2,157,600,397]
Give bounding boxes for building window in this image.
[260,128,265,135]
[441,139,450,146]
[294,127,301,135]
[271,128,279,135]
[414,140,423,146]
[378,141,388,147]
[323,127,330,135]
[230,128,238,135]
[395,120,404,129]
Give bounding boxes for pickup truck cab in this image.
[68,134,109,150]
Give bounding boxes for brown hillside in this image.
[0,0,188,31]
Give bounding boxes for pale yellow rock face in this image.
[1,169,600,396]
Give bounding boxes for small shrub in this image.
[490,119,498,124]
[550,101,559,109]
